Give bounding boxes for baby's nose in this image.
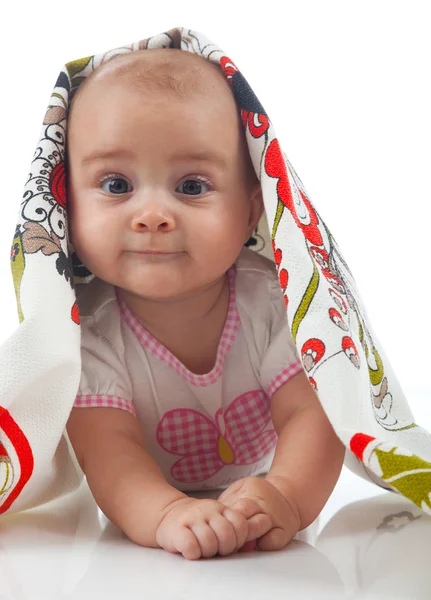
[131,209,175,232]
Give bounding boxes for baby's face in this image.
[67,57,263,301]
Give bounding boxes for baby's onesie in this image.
[73,246,303,491]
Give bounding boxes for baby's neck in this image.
[118,273,228,336]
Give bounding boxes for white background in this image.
[0,1,430,424]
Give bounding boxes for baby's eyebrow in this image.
[80,149,228,170]
[172,151,228,171]
[81,149,134,166]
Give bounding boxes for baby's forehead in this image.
[67,49,254,181]
[68,48,239,138]
[77,48,228,100]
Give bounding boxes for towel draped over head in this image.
[1,26,431,516]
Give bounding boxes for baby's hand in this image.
[155,497,249,560]
[218,476,300,552]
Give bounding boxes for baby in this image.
[65,47,345,560]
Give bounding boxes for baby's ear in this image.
[247,182,264,236]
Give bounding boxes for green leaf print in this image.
[65,57,92,81]
[375,447,431,510]
[10,231,24,323]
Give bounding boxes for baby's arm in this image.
[219,370,345,548]
[265,370,345,529]
[66,407,186,544]
[66,407,251,559]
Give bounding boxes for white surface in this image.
[0,465,429,600]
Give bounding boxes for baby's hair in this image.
[69,48,223,108]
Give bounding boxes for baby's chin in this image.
[113,276,205,303]
[97,254,228,300]
[117,274,226,304]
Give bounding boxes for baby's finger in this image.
[221,507,248,550]
[171,527,202,561]
[208,512,238,556]
[227,497,262,520]
[220,497,272,543]
[256,527,290,552]
[224,497,272,542]
[189,521,219,558]
[245,512,272,542]
[218,479,244,503]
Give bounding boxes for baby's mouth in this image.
[130,250,185,261]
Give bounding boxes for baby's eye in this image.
[177,178,210,196]
[100,177,132,195]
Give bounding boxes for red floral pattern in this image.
[49,161,67,209]
[272,240,289,308]
[0,407,34,514]
[265,139,323,246]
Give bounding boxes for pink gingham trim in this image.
[115,265,240,387]
[267,358,304,398]
[74,394,137,417]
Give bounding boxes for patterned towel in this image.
[1,26,431,517]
